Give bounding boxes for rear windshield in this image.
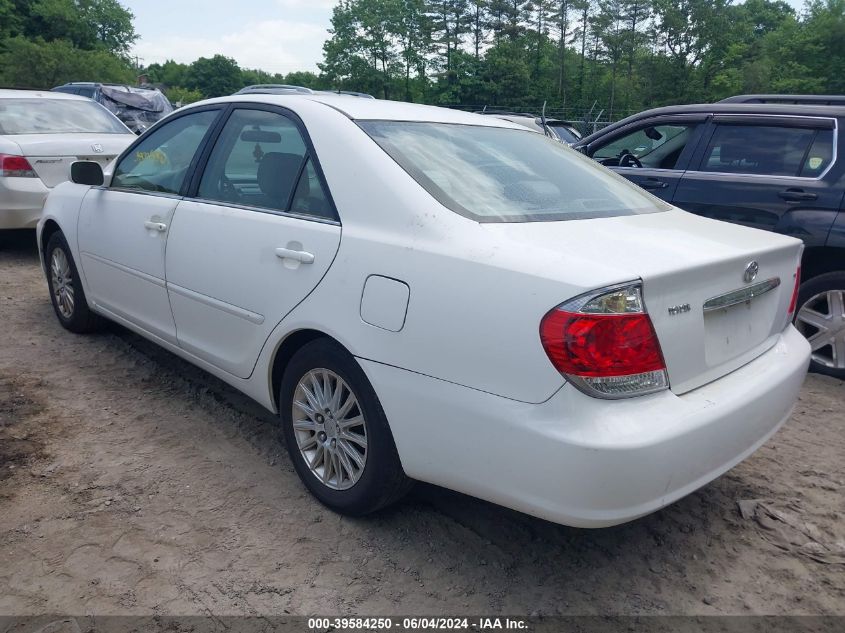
[0,98,129,135]
[359,121,669,222]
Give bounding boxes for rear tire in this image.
[45,231,103,334]
[794,271,845,379]
[280,338,411,515]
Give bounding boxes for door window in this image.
[290,158,332,218]
[111,109,219,194]
[197,108,334,219]
[592,123,696,169]
[701,124,834,177]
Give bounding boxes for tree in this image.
[0,36,134,88]
[184,55,243,97]
[165,86,203,106]
[145,59,190,87]
[24,0,136,56]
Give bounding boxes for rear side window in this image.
[701,124,834,177]
[360,121,669,223]
[196,108,334,220]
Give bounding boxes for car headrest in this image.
[256,152,304,206]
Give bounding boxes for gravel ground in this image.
[1,229,843,617]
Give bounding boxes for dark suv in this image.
[574,102,845,378]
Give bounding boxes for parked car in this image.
[574,102,845,379]
[235,84,375,99]
[545,119,583,143]
[52,82,175,134]
[476,110,581,143]
[0,89,136,230]
[38,95,809,527]
[720,94,845,106]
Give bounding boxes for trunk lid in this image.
[10,134,135,187]
[482,208,802,394]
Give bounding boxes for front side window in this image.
[360,121,669,223]
[197,108,333,219]
[0,98,128,135]
[592,123,696,170]
[111,109,218,194]
[701,124,834,177]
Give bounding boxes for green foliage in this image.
[144,60,190,88]
[0,0,136,89]
[318,0,845,122]
[3,0,843,123]
[14,0,136,55]
[0,36,134,87]
[164,86,204,106]
[184,55,242,98]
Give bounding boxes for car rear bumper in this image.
[360,324,810,527]
[0,177,48,229]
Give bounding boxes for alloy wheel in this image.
[50,247,75,319]
[795,289,845,369]
[292,368,368,490]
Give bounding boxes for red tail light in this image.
[787,266,801,316]
[0,154,37,178]
[540,283,668,398]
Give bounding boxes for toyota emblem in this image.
[744,261,759,283]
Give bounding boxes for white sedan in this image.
[0,89,136,229]
[37,94,811,527]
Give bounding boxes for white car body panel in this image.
[37,94,811,527]
[165,199,341,378]
[359,325,808,527]
[9,134,129,187]
[78,188,179,344]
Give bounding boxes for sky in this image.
[124,0,809,75]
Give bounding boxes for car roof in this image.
[720,94,845,105]
[54,82,163,92]
[578,102,845,145]
[0,88,89,101]
[200,94,525,128]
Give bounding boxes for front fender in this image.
[38,182,90,281]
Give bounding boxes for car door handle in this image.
[778,189,817,202]
[275,247,315,264]
[640,178,669,190]
[143,220,167,232]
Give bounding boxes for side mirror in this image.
[71,161,104,186]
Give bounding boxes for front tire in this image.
[280,338,411,515]
[794,271,845,379]
[45,232,103,333]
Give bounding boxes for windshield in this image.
[359,121,669,223]
[0,98,129,135]
[550,125,580,144]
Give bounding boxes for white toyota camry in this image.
[0,89,136,229]
[37,94,811,527]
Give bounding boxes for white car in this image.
[0,89,135,229]
[37,94,811,527]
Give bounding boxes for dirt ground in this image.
[0,229,843,617]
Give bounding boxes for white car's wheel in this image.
[280,338,411,515]
[44,232,103,334]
